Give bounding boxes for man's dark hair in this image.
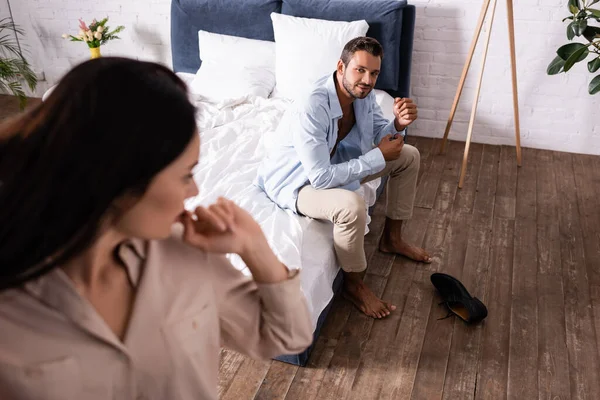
[340,36,384,66]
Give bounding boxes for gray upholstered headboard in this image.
[170,0,415,98]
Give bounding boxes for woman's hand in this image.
[180,197,289,283]
[180,197,264,256]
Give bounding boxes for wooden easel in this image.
[439,0,522,188]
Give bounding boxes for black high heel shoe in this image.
[430,273,488,324]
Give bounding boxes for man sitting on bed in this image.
[255,36,431,319]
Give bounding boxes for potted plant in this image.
[0,17,37,110]
[63,17,125,59]
[547,0,600,95]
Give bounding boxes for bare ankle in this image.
[343,271,365,288]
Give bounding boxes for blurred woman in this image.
[0,57,312,400]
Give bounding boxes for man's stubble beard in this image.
[342,72,371,100]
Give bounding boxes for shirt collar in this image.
[23,237,147,300]
[18,237,149,352]
[325,72,343,120]
[116,238,146,288]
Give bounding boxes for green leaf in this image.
[583,26,600,42]
[589,57,600,73]
[568,22,576,40]
[563,16,574,22]
[572,19,587,36]
[0,18,37,97]
[589,74,600,94]
[590,0,599,6]
[563,45,589,71]
[2,80,27,110]
[569,0,579,14]
[547,55,566,74]
[557,42,588,60]
[588,8,600,18]
[0,18,24,36]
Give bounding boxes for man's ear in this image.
[336,59,345,75]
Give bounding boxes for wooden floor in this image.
[3,95,600,399]
[218,137,600,400]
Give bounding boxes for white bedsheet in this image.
[178,72,381,330]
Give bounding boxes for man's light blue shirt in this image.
[255,73,405,212]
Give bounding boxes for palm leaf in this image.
[0,59,18,77]
[0,34,24,59]
[0,18,24,36]
[0,17,37,109]
[0,77,10,93]
[8,57,36,90]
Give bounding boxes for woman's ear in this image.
[108,193,140,218]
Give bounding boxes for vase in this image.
[90,46,101,59]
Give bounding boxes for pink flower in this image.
[78,18,88,31]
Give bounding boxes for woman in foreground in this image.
[0,57,312,400]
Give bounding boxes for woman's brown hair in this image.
[0,57,197,290]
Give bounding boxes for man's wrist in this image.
[394,119,407,132]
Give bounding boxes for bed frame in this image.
[170,0,416,366]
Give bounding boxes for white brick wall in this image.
[8,0,600,155]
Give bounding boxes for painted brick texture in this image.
[8,0,600,154]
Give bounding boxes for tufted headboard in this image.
[170,0,415,99]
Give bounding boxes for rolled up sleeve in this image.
[293,106,386,190]
[210,254,313,360]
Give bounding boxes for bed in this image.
[170,0,416,366]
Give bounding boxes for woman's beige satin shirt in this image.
[0,235,313,399]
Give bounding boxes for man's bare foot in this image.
[343,273,396,319]
[379,235,432,263]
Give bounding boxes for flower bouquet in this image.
[63,17,125,59]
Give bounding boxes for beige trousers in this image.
[296,144,420,272]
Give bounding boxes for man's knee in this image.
[333,191,367,225]
[387,144,420,179]
[402,144,420,168]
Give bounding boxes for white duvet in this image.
[179,74,383,330]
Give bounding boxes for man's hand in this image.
[377,134,404,161]
[393,98,418,131]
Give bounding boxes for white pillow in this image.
[374,89,396,122]
[189,63,275,102]
[189,31,276,101]
[270,13,369,101]
[197,30,275,69]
